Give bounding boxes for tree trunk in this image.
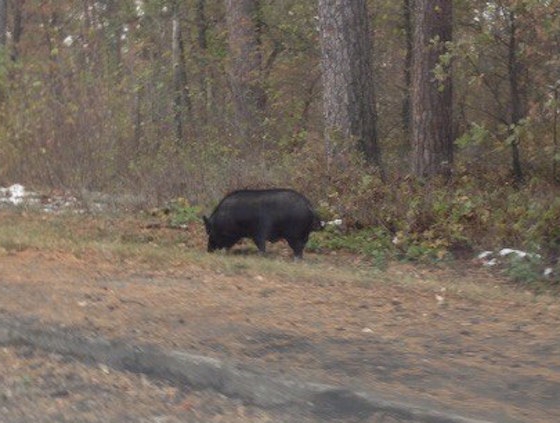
[318,0,382,170]
[553,82,559,182]
[411,0,453,178]
[172,1,192,145]
[402,0,413,136]
[225,0,266,144]
[507,10,524,184]
[10,0,23,61]
[0,0,7,47]
[196,0,208,51]
[104,0,122,78]
[195,0,211,125]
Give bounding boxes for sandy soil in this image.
[0,215,559,422]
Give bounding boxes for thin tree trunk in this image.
[225,0,266,144]
[0,0,7,47]
[10,0,23,61]
[196,0,210,125]
[104,0,122,78]
[553,82,559,182]
[0,0,6,101]
[402,0,413,136]
[172,2,192,145]
[507,10,524,184]
[411,0,453,178]
[196,0,207,51]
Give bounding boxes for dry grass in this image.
[0,208,555,307]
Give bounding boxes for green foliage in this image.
[307,225,391,268]
[529,197,560,252]
[503,254,544,286]
[294,148,560,278]
[455,123,491,148]
[167,198,203,227]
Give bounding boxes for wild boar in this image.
[203,189,322,258]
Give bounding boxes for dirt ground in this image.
[1,345,297,423]
[0,213,559,422]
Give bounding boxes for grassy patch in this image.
[0,209,557,301]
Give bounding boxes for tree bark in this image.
[10,0,23,61]
[507,10,524,183]
[196,0,208,51]
[172,1,192,145]
[553,82,559,182]
[411,0,453,178]
[0,0,7,47]
[318,0,381,169]
[225,0,266,144]
[402,0,413,136]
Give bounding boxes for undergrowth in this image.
[2,143,559,288]
[167,156,560,288]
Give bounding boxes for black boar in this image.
[203,189,322,258]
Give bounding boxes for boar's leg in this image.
[287,237,306,259]
[252,235,267,255]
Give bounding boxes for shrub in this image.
[307,225,392,268]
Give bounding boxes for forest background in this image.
[0,0,559,280]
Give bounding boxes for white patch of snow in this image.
[477,251,493,260]
[63,35,74,47]
[321,219,342,228]
[499,248,528,258]
[0,184,28,205]
[0,184,142,214]
[499,248,542,260]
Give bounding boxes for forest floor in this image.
[0,210,559,422]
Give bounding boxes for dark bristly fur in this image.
[203,189,322,258]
